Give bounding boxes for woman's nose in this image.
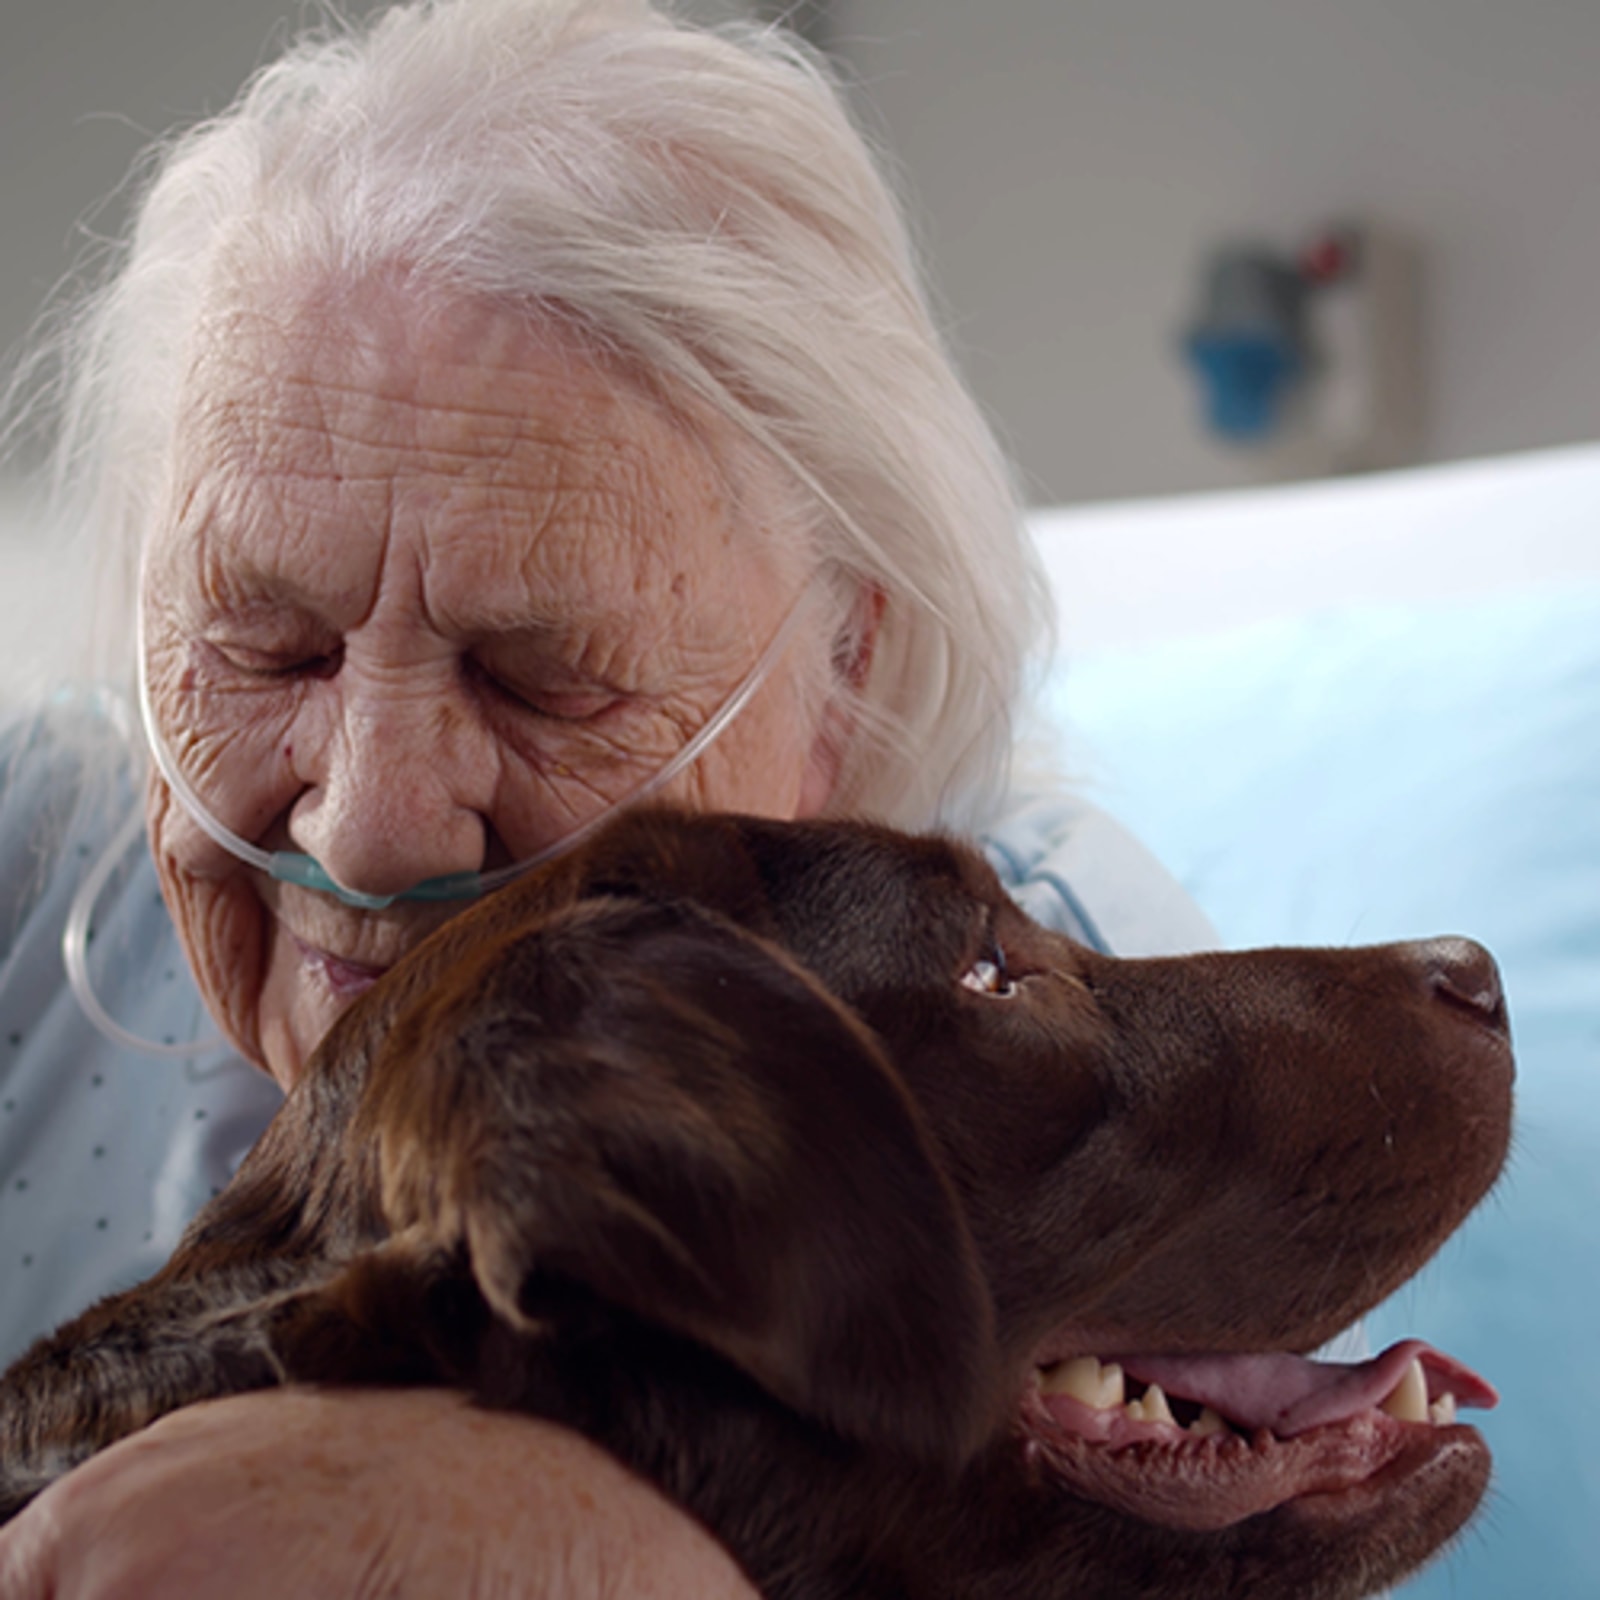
[288,689,496,903]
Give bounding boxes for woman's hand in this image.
[0,1388,760,1599]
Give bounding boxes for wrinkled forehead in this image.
[151,271,796,581]
[165,277,677,492]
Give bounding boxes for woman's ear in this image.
[834,581,887,693]
[798,582,886,816]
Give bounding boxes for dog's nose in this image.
[1409,937,1508,1034]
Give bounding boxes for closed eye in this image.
[960,936,1017,998]
[208,641,342,680]
[466,656,624,724]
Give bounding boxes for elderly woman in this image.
[0,1,1214,1593]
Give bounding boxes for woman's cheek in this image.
[690,661,831,820]
[144,610,307,837]
[145,771,273,1075]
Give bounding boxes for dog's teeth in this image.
[1189,1406,1229,1438]
[1098,1363,1127,1409]
[1429,1394,1457,1426]
[1381,1358,1430,1423]
[1040,1356,1126,1410]
[1126,1383,1175,1426]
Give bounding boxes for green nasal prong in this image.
[401,871,486,902]
[266,853,486,908]
[267,853,392,909]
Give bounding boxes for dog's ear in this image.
[366,898,999,1468]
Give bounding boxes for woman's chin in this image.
[255,940,388,1091]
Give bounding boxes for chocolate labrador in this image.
[0,810,1513,1598]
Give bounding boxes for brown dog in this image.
[0,810,1513,1598]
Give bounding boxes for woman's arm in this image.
[0,1388,760,1599]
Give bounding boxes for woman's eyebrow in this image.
[184,517,674,656]
[188,554,348,625]
[428,579,649,642]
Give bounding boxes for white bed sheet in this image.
[1030,441,1600,652]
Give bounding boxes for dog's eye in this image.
[960,939,1017,998]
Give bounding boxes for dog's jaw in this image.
[1035,1340,1494,1441]
[1014,1338,1494,1533]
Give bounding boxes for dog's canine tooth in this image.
[1040,1356,1126,1410]
[1189,1406,1229,1438]
[1127,1383,1175,1427]
[1381,1358,1430,1423]
[1428,1394,1457,1426]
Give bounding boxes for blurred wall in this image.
[0,3,366,438]
[4,1,1597,507]
[0,0,758,475]
[831,0,1600,502]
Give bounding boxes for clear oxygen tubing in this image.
[134,574,822,909]
[63,802,229,1060]
[66,573,824,1057]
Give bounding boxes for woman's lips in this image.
[290,934,390,1000]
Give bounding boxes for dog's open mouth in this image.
[1020,1339,1497,1531]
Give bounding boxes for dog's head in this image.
[328,808,1513,1599]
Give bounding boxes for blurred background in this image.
[3,0,1599,504]
[3,6,1596,1598]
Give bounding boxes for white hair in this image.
[19,0,1052,829]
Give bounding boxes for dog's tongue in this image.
[1115,1339,1497,1438]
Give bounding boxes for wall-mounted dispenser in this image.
[1180,223,1424,476]
[1183,247,1310,443]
